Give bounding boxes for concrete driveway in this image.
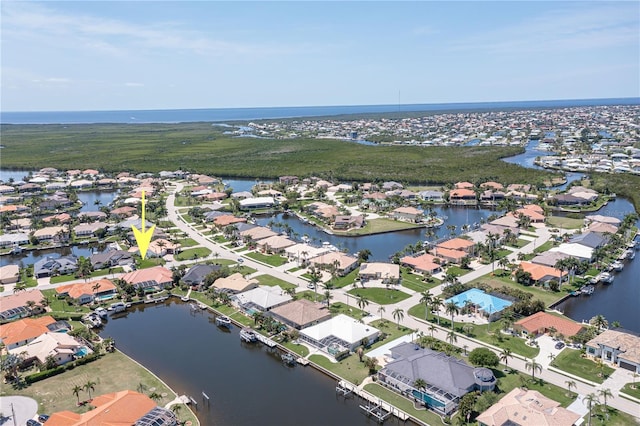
[535,334,567,367]
[0,396,38,426]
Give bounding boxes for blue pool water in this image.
[95,294,116,301]
[412,390,445,408]
[76,347,89,357]
[445,288,512,313]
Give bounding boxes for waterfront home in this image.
[121,266,173,292]
[549,243,593,261]
[382,181,403,190]
[34,255,78,278]
[437,238,476,254]
[211,272,258,294]
[585,214,621,225]
[480,181,504,191]
[212,214,246,228]
[144,238,181,257]
[0,316,61,350]
[530,251,570,268]
[33,225,67,242]
[515,205,545,223]
[432,247,468,264]
[0,264,19,285]
[74,221,109,237]
[10,331,89,367]
[476,388,581,426]
[449,188,477,206]
[284,243,333,264]
[78,211,108,222]
[299,314,379,353]
[400,253,443,275]
[231,191,253,199]
[0,289,46,321]
[182,264,221,288]
[0,232,29,248]
[42,213,72,224]
[256,234,296,254]
[233,285,292,313]
[239,196,276,210]
[239,226,278,242]
[586,328,640,373]
[568,232,608,249]
[268,299,331,330]
[390,207,423,223]
[333,215,365,230]
[308,252,358,276]
[110,206,137,218]
[307,202,339,220]
[47,390,177,426]
[70,179,94,189]
[513,311,585,339]
[455,181,474,189]
[377,342,495,416]
[516,262,563,285]
[358,262,400,284]
[587,221,618,235]
[55,279,118,304]
[90,249,134,269]
[279,175,299,185]
[418,190,444,202]
[444,289,512,322]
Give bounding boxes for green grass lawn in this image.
[296,290,324,303]
[367,319,412,350]
[547,216,585,229]
[333,218,422,235]
[281,341,310,357]
[620,382,640,400]
[177,237,199,247]
[400,273,441,293]
[253,274,297,290]
[533,240,556,254]
[407,303,540,358]
[137,258,165,268]
[329,302,368,320]
[245,251,288,266]
[494,368,575,407]
[309,353,371,385]
[364,383,444,426]
[446,266,471,277]
[0,350,198,425]
[347,287,411,305]
[42,289,92,314]
[287,266,303,273]
[331,269,359,289]
[551,350,614,383]
[586,405,640,426]
[175,247,212,261]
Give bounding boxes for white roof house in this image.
[299,314,380,352]
[233,286,292,312]
[239,197,275,209]
[549,243,593,260]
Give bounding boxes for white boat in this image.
[598,272,614,284]
[580,285,595,295]
[181,296,190,302]
[215,316,232,328]
[108,302,127,313]
[94,307,108,319]
[625,249,635,260]
[240,328,257,343]
[611,261,624,272]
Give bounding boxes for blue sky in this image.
[2,1,638,111]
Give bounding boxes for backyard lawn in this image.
[551,349,615,383]
[347,287,411,305]
[175,247,211,261]
[245,252,288,266]
[0,350,198,425]
[333,218,422,235]
[331,269,359,288]
[329,302,368,320]
[309,353,371,385]
[253,274,297,290]
[177,237,199,247]
[400,270,440,293]
[547,216,585,230]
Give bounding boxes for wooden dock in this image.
[254,333,277,347]
[296,357,309,366]
[336,380,409,422]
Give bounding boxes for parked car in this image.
[38,414,50,423]
[555,342,565,350]
[26,420,42,426]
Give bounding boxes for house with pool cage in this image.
[298,314,380,354]
[377,342,496,415]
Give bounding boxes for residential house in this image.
[358,262,400,284]
[212,215,246,228]
[0,264,20,284]
[479,181,504,191]
[382,181,403,191]
[33,225,67,242]
[390,207,423,223]
[400,253,443,275]
[121,266,173,292]
[516,261,563,285]
[182,264,221,288]
[308,252,358,276]
[449,188,477,205]
[513,311,585,338]
[454,181,475,189]
[239,226,278,243]
[549,243,593,261]
[569,232,608,249]
[233,285,292,313]
[0,232,29,248]
[0,316,63,350]
[418,190,444,202]
[377,342,496,415]
[284,243,333,264]
[268,299,331,330]
[90,249,134,269]
[46,390,177,426]
[299,314,380,353]
[437,238,475,254]
[110,206,137,218]
[11,332,89,367]
[433,247,468,264]
[34,255,78,278]
[307,202,339,221]
[239,196,276,210]
[74,222,109,237]
[211,273,258,294]
[444,289,513,322]
[0,289,46,321]
[256,235,296,254]
[476,388,581,426]
[144,238,181,257]
[55,279,118,304]
[586,328,640,373]
[42,213,72,224]
[333,215,365,230]
[530,251,570,268]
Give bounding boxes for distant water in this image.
[2,98,638,124]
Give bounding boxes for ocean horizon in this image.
[1,97,638,125]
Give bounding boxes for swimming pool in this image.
[95,294,116,301]
[412,390,445,408]
[76,347,89,357]
[444,288,512,313]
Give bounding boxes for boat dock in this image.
[254,333,277,348]
[336,380,409,422]
[145,296,169,304]
[296,357,309,366]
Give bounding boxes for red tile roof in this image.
[514,311,584,337]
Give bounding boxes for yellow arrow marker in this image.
[132,190,156,259]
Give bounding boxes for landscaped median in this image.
[620,382,640,402]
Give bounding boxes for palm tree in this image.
[428,323,436,338]
[413,378,427,392]
[500,348,513,369]
[431,296,443,325]
[446,330,457,345]
[584,393,600,426]
[356,346,365,362]
[444,301,459,330]
[392,308,404,329]
[149,392,163,402]
[525,358,542,381]
[554,257,568,285]
[72,384,83,405]
[364,356,379,374]
[323,290,332,308]
[548,353,556,363]
[565,380,577,396]
[357,295,369,311]
[590,315,608,331]
[462,344,469,356]
[84,380,96,400]
[598,388,613,411]
[420,291,432,321]
[377,306,385,321]
[171,404,183,417]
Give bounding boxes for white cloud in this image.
[124,82,144,87]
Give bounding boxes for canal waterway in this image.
[0,244,107,268]
[99,300,409,426]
